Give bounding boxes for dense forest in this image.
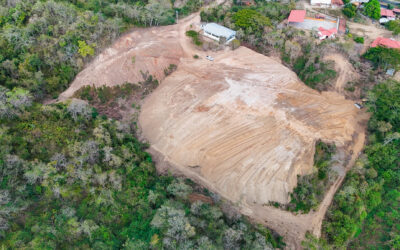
[0,0,282,249]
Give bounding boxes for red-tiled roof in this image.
[318,27,337,37]
[371,37,400,49]
[393,8,400,13]
[288,10,306,23]
[331,0,344,5]
[381,9,395,17]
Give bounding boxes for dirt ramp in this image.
[59,26,184,100]
[139,47,360,205]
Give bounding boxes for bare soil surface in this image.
[324,53,360,93]
[60,10,369,249]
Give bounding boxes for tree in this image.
[233,9,271,34]
[386,20,400,35]
[342,4,357,18]
[363,46,400,69]
[364,0,381,20]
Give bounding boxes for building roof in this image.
[331,0,344,5]
[371,37,400,49]
[288,10,306,23]
[203,23,236,39]
[318,27,337,37]
[381,9,395,17]
[393,8,400,13]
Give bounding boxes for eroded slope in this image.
[139,47,360,204]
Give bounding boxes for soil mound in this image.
[139,46,360,204]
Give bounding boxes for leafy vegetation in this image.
[232,9,271,33]
[186,30,203,46]
[363,46,400,70]
[0,0,203,99]
[364,0,381,20]
[354,36,364,44]
[386,20,400,35]
[288,141,336,213]
[322,80,400,249]
[343,3,357,18]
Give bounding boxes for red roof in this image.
[288,10,306,23]
[318,27,337,37]
[371,37,400,49]
[331,0,344,5]
[338,18,346,34]
[381,9,395,17]
[393,8,400,13]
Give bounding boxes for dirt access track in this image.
[60,11,368,249]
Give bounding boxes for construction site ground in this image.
[59,7,369,249]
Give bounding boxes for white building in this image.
[201,23,236,44]
[311,0,332,6]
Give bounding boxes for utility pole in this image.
[176,10,179,23]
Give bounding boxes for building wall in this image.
[311,0,331,5]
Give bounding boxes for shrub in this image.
[232,9,271,33]
[343,4,357,18]
[193,54,199,59]
[386,20,400,35]
[363,46,400,69]
[186,30,202,46]
[354,36,364,44]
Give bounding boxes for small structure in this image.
[318,27,337,39]
[201,23,236,44]
[381,9,396,20]
[386,68,395,76]
[371,37,400,49]
[394,8,400,15]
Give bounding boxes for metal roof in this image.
[288,10,306,23]
[203,23,236,39]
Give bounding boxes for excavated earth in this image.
[60,13,368,248]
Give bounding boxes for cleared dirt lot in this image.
[60,12,368,249]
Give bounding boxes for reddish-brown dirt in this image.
[60,10,369,249]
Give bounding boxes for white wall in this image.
[311,0,331,5]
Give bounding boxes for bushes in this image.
[354,36,364,44]
[386,20,400,35]
[288,141,336,213]
[343,4,357,18]
[363,46,400,69]
[322,80,400,248]
[186,30,202,46]
[232,9,271,34]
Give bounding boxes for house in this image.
[318,27,337,39]
[338,18,346,34]
[201,23,236,44]
[394,8,400,15]
[381,9,396,20]
[350,0,369,4]
[371,37,400,49]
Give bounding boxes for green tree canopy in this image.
[363,46,400,69]
[364,0,381,19]
[232,9,271,33]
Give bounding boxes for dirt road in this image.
[60,8,369,249]
[324,53,359,93]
